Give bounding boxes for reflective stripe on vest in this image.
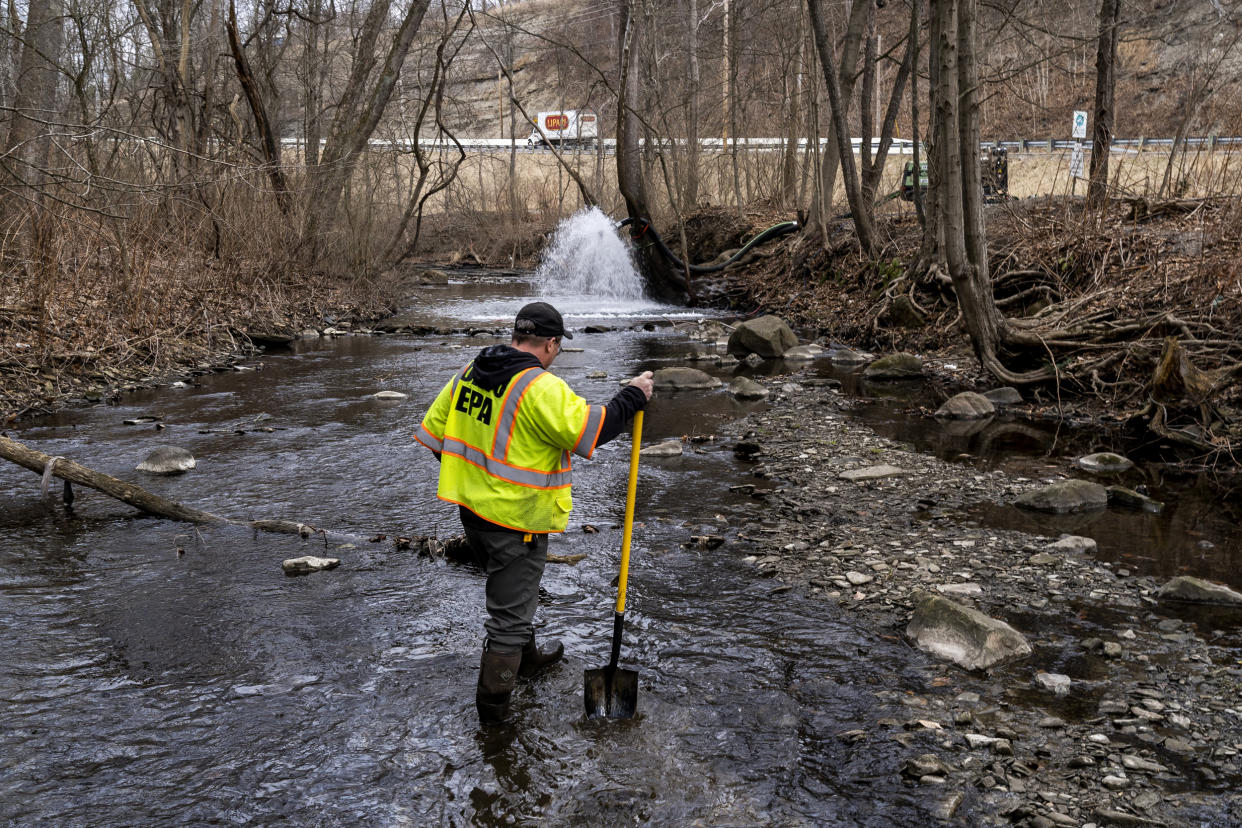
[441,436,573,488]
[439,365,573,488]
[415,423,443,452]
[573,405,605,457]
[492,366,544,460]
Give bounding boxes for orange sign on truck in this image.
[528,110,598,147]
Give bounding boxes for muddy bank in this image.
[0,268,414,424]
[705,370,1242,827]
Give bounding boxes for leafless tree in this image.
[617,0,683,301]
[1086,0,1120,211]
[300,0,433,262]
[807,0,876,253]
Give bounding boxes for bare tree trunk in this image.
[1087,0,1120,211]
[617,0,684,302]
[804,0,871,239]
[301,0,432,262]
[931,0,1047,384]
[132,0,192,173]
[933,0,998,362]
[5,0,64,338]
[859,12,913,204]
[726,0,743,210]
[958,0,987,290]
[0,435,222,524]
[919,0,945,269]
[909,0,926,228]
[0,435,583,561]
[302,0,331,167]
[684,0,700,207]
[226,0,290,212]
[781,10,805,208]
[0,0,20,115]
[196,0,222,156]
[858,3,876,196]
[933,0,999,367]
[721,0,729,149]
[382,4,471,266]
[807,0,876,255]
[505,20,518,230]
[3,0,64,186]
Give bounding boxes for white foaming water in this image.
[426,205,714,329]
[534,207,645,301]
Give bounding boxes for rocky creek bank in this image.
[651,322,1242,826]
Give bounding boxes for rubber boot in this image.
[476,647,521,725]
[519,633,564,679]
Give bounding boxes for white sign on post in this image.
[1070,142,1085,178]
[1072,110,1088,140]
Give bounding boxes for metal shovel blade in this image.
[583,666,638,719]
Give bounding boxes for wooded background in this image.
[3,0,1241,443]
[2,0,1240,283]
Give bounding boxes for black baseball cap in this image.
[514,301,573,339]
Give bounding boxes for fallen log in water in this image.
[1,433,225,525]
[0,434,586,563]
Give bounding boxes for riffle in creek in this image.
[1,270,1241,826]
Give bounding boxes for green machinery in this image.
[899,146,1009,203]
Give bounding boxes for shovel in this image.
[584,409,644,719]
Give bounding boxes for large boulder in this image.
[728,376,769,400]
[136,446,196,474]
[245,327,296,346]
[826,344,870,364]
[906,593,1032,671]
[862,352,924,380]
[1014,479,1108,513]
[1076,452,1134,474]
[983,386,1023,406]
[1046,535,1097,555]
[839,464,909,481]
[935,392,995,420]
[1106,485,1163,513]
[883,295,927,328]
[1034,672,1072,696]
[282,556,340,575]
[652,367,722,391]
[726,315,798,358]
[1157,576,1242,606]
[416,268,450,285]
[639,440,683,457]
[782,344,823,361]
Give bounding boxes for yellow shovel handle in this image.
[615,409,643,614]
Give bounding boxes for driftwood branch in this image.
[0,434,586,563]
[1,433,229,525]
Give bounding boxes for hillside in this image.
[429,0,1242,142]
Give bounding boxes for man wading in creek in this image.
[415,302,654,725]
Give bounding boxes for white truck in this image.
[527,109,598,147]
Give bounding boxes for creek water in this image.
[2,248,1240,823]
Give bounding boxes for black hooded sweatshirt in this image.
[455,344,647,533]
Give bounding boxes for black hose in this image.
[618,217,800,274]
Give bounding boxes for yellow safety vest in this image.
[415,361,606,533]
